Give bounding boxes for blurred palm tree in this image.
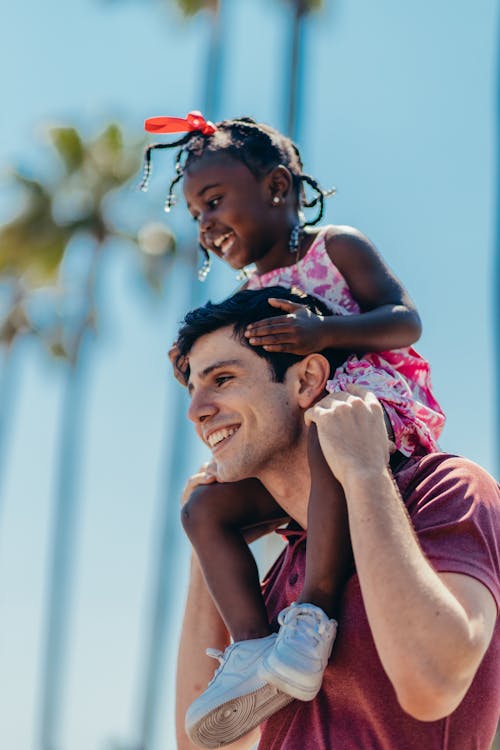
[282,0,323,140]
[135,2,326,748]
[0,281,33,517]
[0,123,172,750]
[133,2,222,749]
[0,162,76,518]
[496,8,500,481]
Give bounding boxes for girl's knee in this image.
[181,482,234,537]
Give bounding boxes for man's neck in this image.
[259,446,311,529]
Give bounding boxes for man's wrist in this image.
[341,463,394,499]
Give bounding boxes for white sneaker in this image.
[259,602,337,701]
[185,634,294,748]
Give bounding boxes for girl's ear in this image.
[267,165,294,203]
[295,354,330,409]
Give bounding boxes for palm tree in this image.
[0,165,79,520]
[0,123,155,750]
[0,282,32,518]
[282,0,323,140]
[496,8,500,481]
[135,3,328,747]
[133,3,222,748]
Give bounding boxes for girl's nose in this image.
[199,212,214,233]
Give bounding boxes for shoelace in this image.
[205,645,232,686]
[278,606,327,646]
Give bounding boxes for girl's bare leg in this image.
[181,478,288,642]
[298,423,352,618]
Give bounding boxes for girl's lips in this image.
[220,233,236,256]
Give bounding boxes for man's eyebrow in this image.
[200,359,242,378]
[187,359,242,393]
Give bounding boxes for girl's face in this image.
[183,152,287,271]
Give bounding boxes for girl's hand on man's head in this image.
[244,297,327,355]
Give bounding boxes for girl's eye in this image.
[207,196,221,210]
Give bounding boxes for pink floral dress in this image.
[246,227,445,456]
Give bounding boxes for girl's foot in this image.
[258,602,337,701]
[185,634,293,748]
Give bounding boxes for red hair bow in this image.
[144,110,217,136]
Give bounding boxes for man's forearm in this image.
[343,466,494,720]
[176,554,230,749]
[306,388,495,721]
[176,554,260,750]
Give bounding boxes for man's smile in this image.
[205,424,241,452]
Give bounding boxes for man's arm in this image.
[306,386,497,721]
[176,554,260,750]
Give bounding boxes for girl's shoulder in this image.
[303,224,374,258]
[321,224,375,252]
[320,224,383,274]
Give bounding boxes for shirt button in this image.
[288,573,298,585]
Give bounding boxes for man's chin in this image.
[215,461,245,484]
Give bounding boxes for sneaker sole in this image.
[187,682,294,748]
[259,657,321,702]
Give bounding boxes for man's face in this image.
[187,326,305,482]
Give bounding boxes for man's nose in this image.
[187,389,217,425]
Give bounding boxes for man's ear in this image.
[294,354,330,409]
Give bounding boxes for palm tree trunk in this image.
[38,241,102,750]
[492,24,500,750]
[496,11,500,480]
[0,341,21,523]
[286,0,307,140]
[134,7,223,750]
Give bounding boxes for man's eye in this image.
[215,375,232,387]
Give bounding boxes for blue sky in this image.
[0,2,498,749]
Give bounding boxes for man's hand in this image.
[305,385,393,485]
[244,298,327,355]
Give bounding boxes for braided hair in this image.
[139,117,335,272]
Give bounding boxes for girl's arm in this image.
[321,224,421,351]
[245,225,421,355]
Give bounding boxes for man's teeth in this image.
[207,426,238,448]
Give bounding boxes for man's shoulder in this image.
[396,452,498,496]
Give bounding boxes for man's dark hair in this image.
[176,286,350,383]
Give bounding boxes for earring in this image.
[272,196,281,205]
[236,267,250,281]
[164,192,176,213]
[198,255,211,282]
[289,222,303,256]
